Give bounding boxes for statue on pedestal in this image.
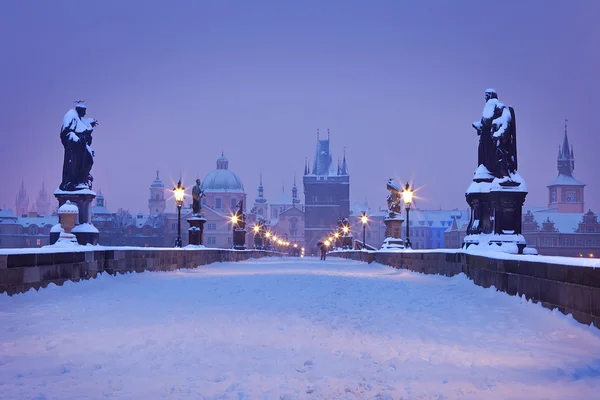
[191,179,205,216]
[472,89,518,182]
[59,102,98,191]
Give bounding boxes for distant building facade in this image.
[547,123,585,213]
[303,131,350,251]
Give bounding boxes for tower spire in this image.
[341,146,348,175]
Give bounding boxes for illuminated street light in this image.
[361,211,368,250]
[402,182,414,248]
[173,179,185,248]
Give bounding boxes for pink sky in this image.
[1,0,598,214]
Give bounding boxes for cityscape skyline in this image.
[1,1,599,214]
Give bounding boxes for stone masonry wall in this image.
[331,250,600,328]
[0,249,275,296]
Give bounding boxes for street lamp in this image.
[173,179,185,248]
[361,211,368,250]
[402,182,414,248]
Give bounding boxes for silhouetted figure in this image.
[59,103,98,191]
[320,243,327,260]
[191,178,205,215]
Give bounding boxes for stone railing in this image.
[0,248,277,296]
[330,250,600,328]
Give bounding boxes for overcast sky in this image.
[1,0,598,214]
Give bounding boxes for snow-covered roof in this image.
[527,210,583,233]
[18,215,59,228]
[0,209,17,219]
[408,209,470,229]
[92,205,112,215]
[547,174,585,187]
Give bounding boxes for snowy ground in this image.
[1,258,599,399]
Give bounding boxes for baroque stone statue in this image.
[191,178,205,215]
[386,178,402,217]
[59,103,98,191]
[472,89,518,181]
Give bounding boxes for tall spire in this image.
[341,147,348,175]
[255,173,266,204]
[292,174,299,205]
[557,119,575,176]
[304,158,308,175]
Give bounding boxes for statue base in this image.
[52,189,99,246]
[341,236,353,249]
[187,216,206,246]
[254,236,264,250]
[464,182,528,254]
[233,228,247,250]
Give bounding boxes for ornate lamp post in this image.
[173,179,185,248]
[402,182,414,249]
[360,211,368,250]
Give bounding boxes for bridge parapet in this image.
[330,250,600,328]
[0,248,278,296]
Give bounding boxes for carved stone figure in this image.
[59,103,98,191]
[191,178,205,215]
[386,178,402,216]
[233,199,246,230]
[472,89,518,180]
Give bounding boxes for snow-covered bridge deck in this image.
[1,257,599,399]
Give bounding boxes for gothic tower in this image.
[253,173,268,218]
[303,129,350,250]
[35,181,51,216]
[15,180,29,217]
[149,170,166,216]
[547,121,585,213]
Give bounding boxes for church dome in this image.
[201,154,245,192]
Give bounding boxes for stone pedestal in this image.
[187,216,206,246]
[52,189,99,245]
[341,235,353,249]
[254,234,264,250]
[382,216,405,249]
[233,228,247,250]
[464,185,528,254]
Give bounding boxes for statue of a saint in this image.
[386,178,402,216]
[233,200,246,230]
[191,178,205,215]
[59,103,98,191]
[472,89,517,179]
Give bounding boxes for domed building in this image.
[200,153,246,213]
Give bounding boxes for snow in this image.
[1,257,599,399]
[71,223,99,234]
[58,201,78,214]
[54,188,97,196]
[50,223,64,233]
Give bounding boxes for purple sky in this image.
[1,0,599,214]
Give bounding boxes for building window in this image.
[25,239,31,246]
[230,198,237,210]
[551,190,557,203]
[171,223,176,230]
[207,223,217,231]
[215,198,222,209]
[227,237,232,245]
[565,191,576,203]
[36,239,41,246]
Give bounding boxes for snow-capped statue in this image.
[59,102,99,191]
[385,178,402,217]
[472,89,518,182]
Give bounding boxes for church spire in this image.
[558,119,575,176]
[341,147,348,175]
[292,174,300,205]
